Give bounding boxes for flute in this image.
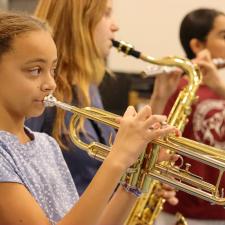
[142,58,225,78]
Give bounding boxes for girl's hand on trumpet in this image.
[108,105,179,170]
[98,105,179,225]
[156,184,179,205]
[156,148,180,206]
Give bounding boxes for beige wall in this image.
[0,0,37,11]
[2,0,225,73]
[0,0,8,9]
[109,0,225,72]
[9,0,37,12]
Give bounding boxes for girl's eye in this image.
[29,67,41,76]
[105,8,112,17]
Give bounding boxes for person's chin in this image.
[103,48,111,58]
[28,108,45,118]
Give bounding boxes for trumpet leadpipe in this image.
[43,94,119,128]
[43,95,118,160]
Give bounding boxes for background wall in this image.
[109,0,225,73]
[1,0,225,74]
[0,0,7,9]
[1,0,225,112]
[0,0,37,11]
[8,0,37,12]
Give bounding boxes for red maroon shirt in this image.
[163,78,225,219]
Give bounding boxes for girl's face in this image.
[0,30,57,119]
[93,0,119,59]
[204,15,225,59]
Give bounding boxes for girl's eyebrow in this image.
[24,58,57,65]
[218,30,225,35]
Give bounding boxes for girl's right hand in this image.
[109,105,177,170]
[193,49,222,91]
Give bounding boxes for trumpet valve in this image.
[185,163,191,172]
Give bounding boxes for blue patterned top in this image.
[0,127,79,224]
[26,85,115,195]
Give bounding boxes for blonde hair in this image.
[35,0,107,147]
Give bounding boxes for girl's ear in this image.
[190,38,206,55]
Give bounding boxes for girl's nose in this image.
[111,19,119,32]
[41,73,56,93]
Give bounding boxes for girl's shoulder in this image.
[25,107,56,133]
[27,127,60,151]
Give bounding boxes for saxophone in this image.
[111,40,202,225]
[44,41,225,220]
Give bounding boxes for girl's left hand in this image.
[155,183,178,205]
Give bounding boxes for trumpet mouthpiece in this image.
[43,94,57,107]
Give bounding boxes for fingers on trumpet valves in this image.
[158,147,181,163]
[123,105,137,117]
[155,183,179,205]
[145,115,167,130]
[146,119,178,140]
[149,122,167,130]
[136,104,152,120]
[118,104,152,125]
[116,105,137,123]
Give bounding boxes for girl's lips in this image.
[34,99,45,105]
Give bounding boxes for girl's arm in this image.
[97,186,137,225]
[98,150,179,225]
[0,105,176,225]
[0,155,127,225]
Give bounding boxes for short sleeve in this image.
[0,150,22,184]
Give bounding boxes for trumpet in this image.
[44,94,225,205]
[141,58,225,78]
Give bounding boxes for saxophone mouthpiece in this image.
[112,39,120,48]
[112,39,141,58]
[43,94,57,107]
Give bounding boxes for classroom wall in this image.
[0,0,8,9]
[2,0,225,74]
[109,0,225,72]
